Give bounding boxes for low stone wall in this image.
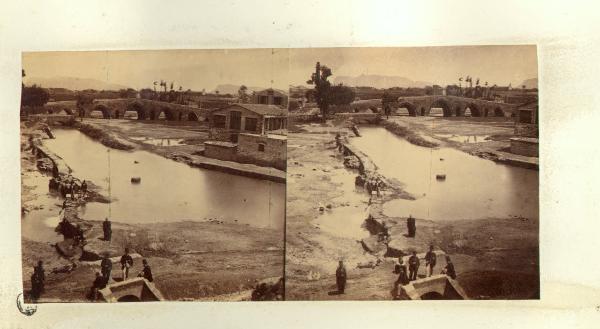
[33,144,71,178]
[204,141,238,162]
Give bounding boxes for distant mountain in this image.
[24,76,130,91]
[213,84,268,95]
[518,78,538,89]
[333,74,432,88]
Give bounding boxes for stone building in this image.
[205,103,287,170]
[208,104,287,143]
[251,88,288,108]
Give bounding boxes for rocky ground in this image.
[20,120,283,302]
[285,117,539,300]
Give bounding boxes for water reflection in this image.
[350,127,538,221]
[27,129,284,236]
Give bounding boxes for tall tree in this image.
[306,62,333,120]
[238,85,249,103]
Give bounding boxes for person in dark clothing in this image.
[90,272,106,301]
[74,224,85,246]
[69,182,75,200]
[80,180,87,198]
[395,257,409,286]
[120,248,134,280]
[408,251,420,281]
[425,245,437,277]
[336,260,347,294]
[31,261,45,300]
[441,255,456,279]
[59,199,68,215]
[103,218,112,242]
[138,259,153,282]
[406,215,416,237]
[100,254,112,282]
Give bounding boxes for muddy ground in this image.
[285,117,539,300]
[20,120,283,302]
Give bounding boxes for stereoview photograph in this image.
[20,49,287,302]
[285,46,539,300]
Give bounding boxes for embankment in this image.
[73,122,135,150]
[379,120,438,148]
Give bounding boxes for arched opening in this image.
[156,108,175,120]
[117,295,141,302]
[188,112,199,121]
[126,103,145,120]
[494,107,504,117]
[454,106,464,117]
[467,103,482,117]
[430,99,452,117]
[397,102,417,117]
[90,105,110,119]
[59,108,74,115]
[484,108,490,117]
[420,291,444,300]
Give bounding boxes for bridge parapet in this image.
[389,95,520,117]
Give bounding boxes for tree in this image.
[306,62,333,120]
[328,84,355,106]
[238,85,249,103]
[21,84,50,107]
[139,88,155,100]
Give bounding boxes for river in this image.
[350,126,539,221]
[22,129,285,242]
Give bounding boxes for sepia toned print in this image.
[285,46,539,300]
[20,49,287,302]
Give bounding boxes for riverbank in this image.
[382,116,538,169]
[73,119,285,182]
[285,120,539,300]
[20,122,284,302]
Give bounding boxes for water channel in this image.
[22,129,285,242]
[350,126,539,221]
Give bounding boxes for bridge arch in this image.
[465,103,482,117]
[187,112,200,121]
[430,99,453,117]
[494,107,505,117]
[397,102,417,117]
[126,102,146,120]
[90,104,111,119]
[157,107,176,121]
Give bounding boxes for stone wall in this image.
[237,133,286,171]
[204,141,238,162]
[510,138,539,157]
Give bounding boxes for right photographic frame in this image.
[285,46,539,300]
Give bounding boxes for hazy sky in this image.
[22,46,537,91]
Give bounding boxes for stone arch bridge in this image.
[45,99,208,121]
[386,96,520,117]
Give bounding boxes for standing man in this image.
[406,215,416,237]
[120,248,134,280]
[395,257,409,286]
[31,260,45,300]
[90,272,107,301]
[425,245,437,277]
[103,218,112,242]
[408,251,420,281]
[100,253,112,283]
[335,260,347,294]
[80,180,88,198]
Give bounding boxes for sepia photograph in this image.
[285,46,539,300]
[19,49,287,302]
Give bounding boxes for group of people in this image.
[365,176,384,197]
[394,245,457,289]
[50,176,88,201]
[89,248,154,301]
